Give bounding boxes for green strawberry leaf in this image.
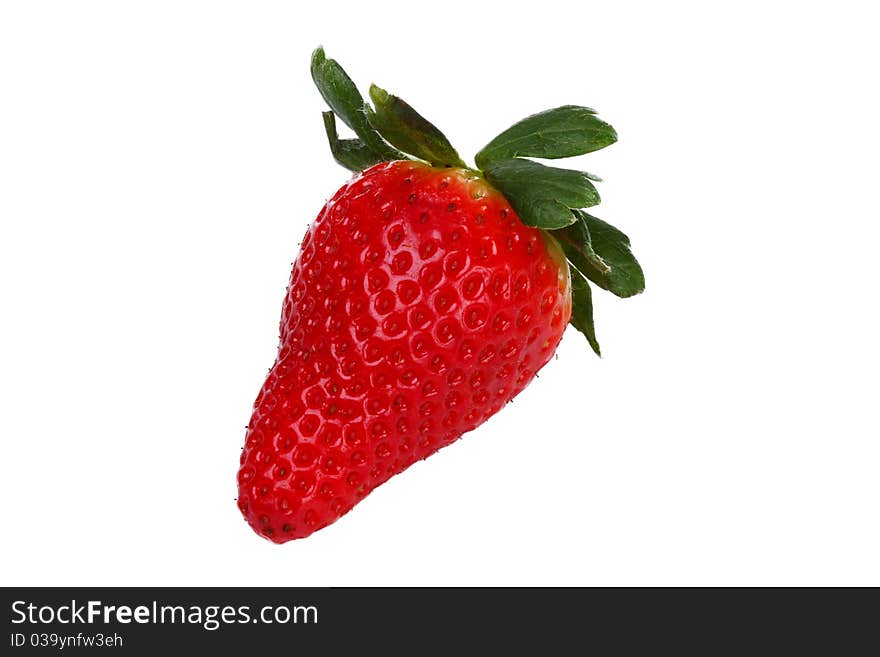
[560,210,645,298]
[569,264,601,357]
[367,85,467,169]
[483,158,599,229]
[321,112,384,173]
[310,47,404,162]
[475,105,617,169]
[557,211,611,275]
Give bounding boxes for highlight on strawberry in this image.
[237,47,644,542]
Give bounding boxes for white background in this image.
[1,1,878,586]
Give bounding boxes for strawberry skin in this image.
[238,161,571,542]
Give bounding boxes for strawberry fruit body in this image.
[239,162,570,541]
[238,48,644,542]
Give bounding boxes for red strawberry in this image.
[237,48,644,542]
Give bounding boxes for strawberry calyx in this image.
[310,46,644,356]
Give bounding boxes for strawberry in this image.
[237,48,645,542]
